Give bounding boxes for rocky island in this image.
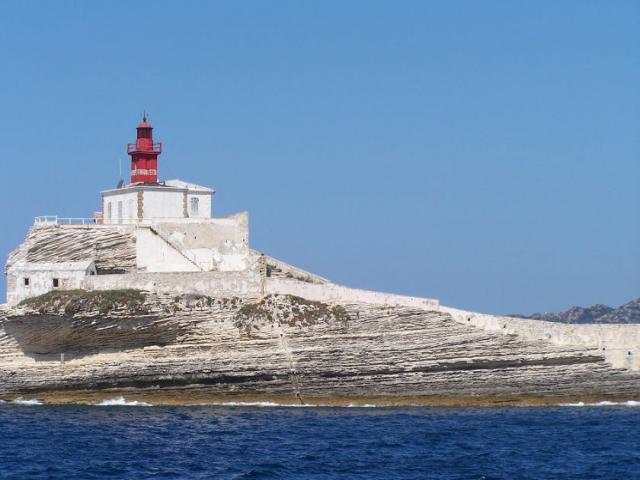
[2,117,638,406]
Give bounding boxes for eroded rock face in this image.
[7,225,137,274]
[0,292,638,402]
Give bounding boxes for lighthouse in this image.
[6,114,255,305]
[100,116,214,223]
[127,115,162,184]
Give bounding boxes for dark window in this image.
[53,278,59,288]
[190,197,199,216]
[24,278,30,286]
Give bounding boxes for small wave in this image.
[97,396,151,406]
[12,397,42,405]
[559,400,640,407]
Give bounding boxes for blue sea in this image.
[1,400,639,479]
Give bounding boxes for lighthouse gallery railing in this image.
[126,142,162,154]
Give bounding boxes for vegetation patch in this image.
[19,289,147,316]
[284,272,317,283]
[233,294,351,336]
[267,263,319,283]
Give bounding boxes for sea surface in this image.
[1,399,639,479]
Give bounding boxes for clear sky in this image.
[0,1,638,313]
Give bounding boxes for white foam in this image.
[97,396,151,407]
[12,397,42,405]
[347,403,377,408]
[559,400,640,407]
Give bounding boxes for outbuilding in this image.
[7,260,97,304]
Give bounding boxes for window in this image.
[117,201,123,224]
[107,202,112,221]
[52,278,59,288]
[190,197,199,216]
[24,278,30,286]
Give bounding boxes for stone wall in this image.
[261,253,329,284]
[154,212,249,272]
[82,270,262,298]
[440,306,640,371]
[266,278,440,309]
[134,213,250,272]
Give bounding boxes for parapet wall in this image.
[266,278,440,309]
[82,270,262,299]
[440,306,640,371]
[258,252,329,284]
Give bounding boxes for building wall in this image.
[186,192,212,219]
[136,227,202,273]
[82,270,262,298]
[102,191,138,224]
[154,212,250,272]
[7,267,94,305]
[6,274,16,305]
[101,188,212,222]
[142,190,186,219]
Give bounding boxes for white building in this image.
[8,261,97,304]
[101,179,214,224]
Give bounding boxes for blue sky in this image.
[0,1,638,313]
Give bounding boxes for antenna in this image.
[116,158,124,188]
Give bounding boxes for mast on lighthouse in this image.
[127,115,162,184]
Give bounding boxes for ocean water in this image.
[0,401,639,479]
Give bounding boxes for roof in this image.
[164,179,214,192]
[101,179,214,196]
[137,115,152,129]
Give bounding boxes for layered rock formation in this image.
[8,225,137,275]
[0,290,638,405]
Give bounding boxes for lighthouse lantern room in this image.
[127,115,162,184]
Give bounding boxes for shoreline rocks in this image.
[1,291,639,404]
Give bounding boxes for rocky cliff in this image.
[1,290,638,405]
[514,298,640,324]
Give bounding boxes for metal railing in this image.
[33,216,215,226]
[126,142,162,154]
[34,216,97,225]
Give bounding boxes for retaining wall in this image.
[266,278,440,309]
[82,271,262,299]
[440,306,640,371]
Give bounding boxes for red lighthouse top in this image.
[127,115,162,184]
